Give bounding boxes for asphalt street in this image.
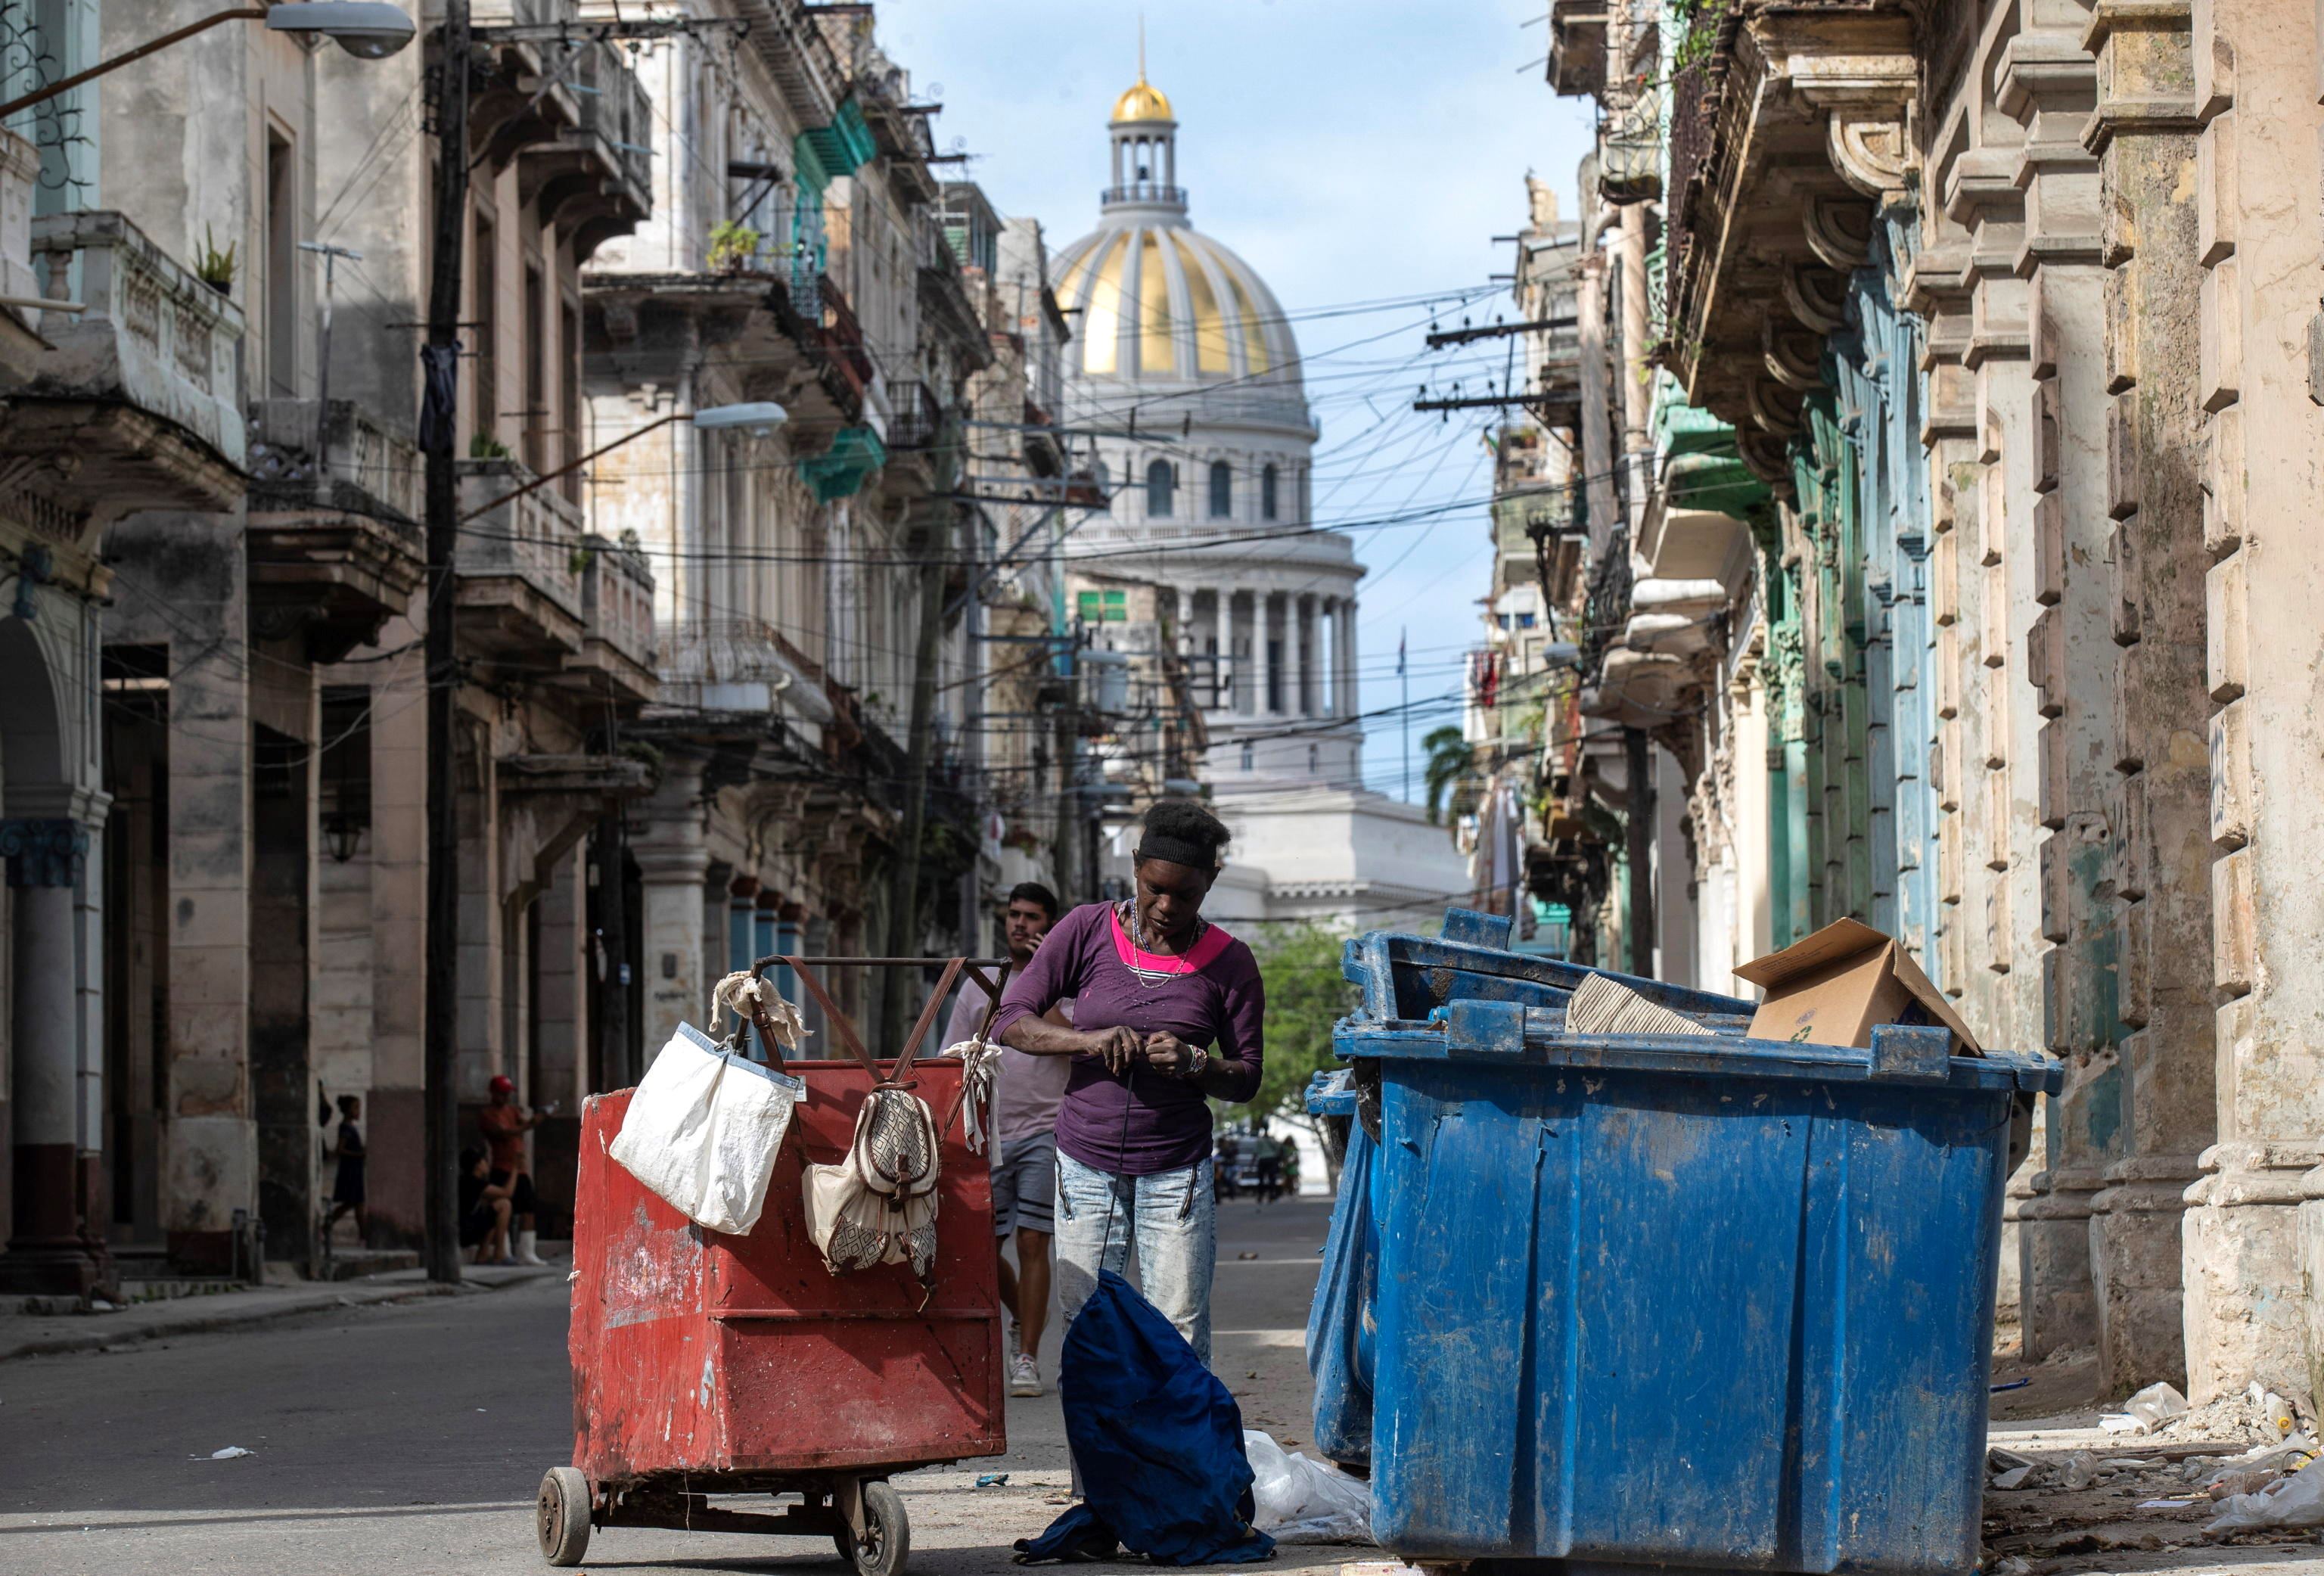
[0,1193,1344,1576]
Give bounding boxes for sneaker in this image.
[1009,1351,1042,1397]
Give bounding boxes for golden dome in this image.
[1111,77,1174,123]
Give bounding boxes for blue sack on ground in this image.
[1021,1269,1275,1565]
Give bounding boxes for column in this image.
[0,820,101,1295]
[727,875,759,975]
[1993,26,2176,1389]
[1339,603,1359,719]
[634,757,710,1062]
[1295,595,1314,717]
[1219,584,1241,714]
[774,903,803,1009]
[2180,0,2324,1404]
[366,633,427,1243]
[164,520,254,1275]
[1255,589,1276,717]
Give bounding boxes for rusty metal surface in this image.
[568,1062,1005,1487]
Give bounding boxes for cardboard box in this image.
[1732,917,1982,1056]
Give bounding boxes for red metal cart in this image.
[538,955,1012,1571]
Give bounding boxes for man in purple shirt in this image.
[990,800,1263,1367]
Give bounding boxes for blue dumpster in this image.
[1302,1068,1375,1469]
[1336,909,2058,1576]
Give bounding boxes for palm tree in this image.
[1421,726,1477,825]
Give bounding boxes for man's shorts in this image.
[990,1133,1057,1237]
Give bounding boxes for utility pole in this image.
[421,1,472,1284]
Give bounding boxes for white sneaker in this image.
[1009,1352,1042,1397]
[514,1229,545,1267]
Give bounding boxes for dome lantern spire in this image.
[1106,23,1183,217]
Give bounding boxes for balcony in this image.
[473,5,653,261]
[657,618,837,726]
[562,533,657,708]
[454,455,586,658]
[246,399,424,661]
[1548,0,1608,97]
[0,210,246,549]
[515,41,654,261]
[1599,88,1662,204]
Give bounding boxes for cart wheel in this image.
[833,1479,909,1576]
[536,1466,592,1566]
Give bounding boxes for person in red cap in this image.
[477,1074,552,1265]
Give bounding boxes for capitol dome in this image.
[1049,70,1306,407]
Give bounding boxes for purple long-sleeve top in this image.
[988,900,1265,1176]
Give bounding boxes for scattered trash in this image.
[1990,1465,2033,1491]
[1238,1251,1259,1260]
[2206,1454,2324,1531]
[202,1447,254,1460]
[2250,1383,2298,1439]
[1245,1429,1372,1543]
[1986,1447,2032,1472]
[2101,1456,2161,1470]
[2099,1380,2188,1435]
[1987,1557,2033,1576]
[977,1473,1011,1488]
[2206,1468,2284,1501]
[1988,1377,2031,1394]
[2137,1497,2204,1509]
[2059,1451,2102,1492]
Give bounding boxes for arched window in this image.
[1145,459,1175,518]
[1260,462,1279,521]
[1208,461,1232,518]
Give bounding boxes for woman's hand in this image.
[1141,1031,1196,1078]
[1084,1024,1145,1075]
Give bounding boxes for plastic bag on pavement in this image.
[2206,1454,2324,1532]
[1244,1429,1372,1543]
[610,1021,803,1235]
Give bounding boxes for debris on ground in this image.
[976,1473,1010,1488]
[2099,1381,2188,1435]
[1244,1429,1371,1543]
[1982,1365,2324,1567]
[199,1447,253,1460]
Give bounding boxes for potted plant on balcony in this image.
[196,225,237,296]
[707,219,760,275]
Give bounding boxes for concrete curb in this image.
[0,1267,556,1364]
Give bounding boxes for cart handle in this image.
[755,954,1009,1086]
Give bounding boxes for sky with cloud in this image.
[875,0,1596,800]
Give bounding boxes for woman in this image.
[989,799,1262,1366]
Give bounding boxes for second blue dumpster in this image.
[1338,912,2058,1576]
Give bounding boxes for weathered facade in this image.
[1523,0,2324,1403]
[0,0,1076,1298]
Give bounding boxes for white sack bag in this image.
[611,1021,804,1235]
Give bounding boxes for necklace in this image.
[1119,899,1206,986]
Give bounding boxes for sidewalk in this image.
[0,1260,562,1364]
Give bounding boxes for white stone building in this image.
[1049,70,1471,930]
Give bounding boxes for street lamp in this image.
[459,403,789,522]
[0,5,415,123]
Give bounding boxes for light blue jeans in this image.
[1055,1149,1216,1366]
